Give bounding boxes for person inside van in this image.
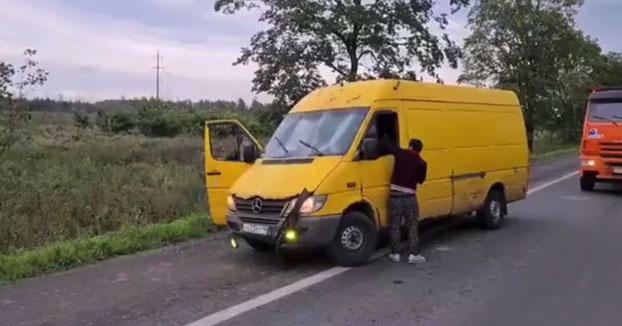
[380,138,427,264]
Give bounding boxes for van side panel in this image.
[401,103,453,219]
[402,99,528,218]
[446,102,528,212]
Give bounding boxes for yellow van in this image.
[204,80,529,266]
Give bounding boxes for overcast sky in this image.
[0,0,619,103]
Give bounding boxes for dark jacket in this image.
[379,140,427,191]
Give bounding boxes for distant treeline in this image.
[26,97,267,114]
[26,97,285,138]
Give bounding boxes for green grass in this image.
[531,146,579,162]
[0,125,206,253]
[0,211,216,283]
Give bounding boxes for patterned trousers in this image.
[388,192,420,255]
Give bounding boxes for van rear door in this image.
[204,120,263,225]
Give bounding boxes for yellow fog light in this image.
[285,229,298,242]
[230,237,239,249]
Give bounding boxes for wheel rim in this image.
[341,226,364,251]
[490,199,501,222]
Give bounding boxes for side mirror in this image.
[362,138,380,160]
[242,144,258,164]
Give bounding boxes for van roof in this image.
[292,79,519,113]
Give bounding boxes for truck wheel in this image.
[243,237,273,251]
[580,175,595,191]
[326,211,377,267]
[477,190,505,230]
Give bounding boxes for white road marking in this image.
[185,170,579,326]
[562,195,589,201]
[527,171,578,195]
[185,267,349,326]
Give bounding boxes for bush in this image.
[96,110,136,133]
[72,111,91,129]
[137,104,183,137]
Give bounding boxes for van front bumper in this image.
[227,213,341,248]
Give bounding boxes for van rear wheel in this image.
[477,190,505,230]
[326,211,377,267]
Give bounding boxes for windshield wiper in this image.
[614,115,622,121]
[298,140,324,156]
[592,115,618,126]
[274,136,289,153]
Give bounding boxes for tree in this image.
[0,49,48,160]
[593,52,622,87]
[236,98,247,110]
[215,0,469,107]
[459,0,587,150]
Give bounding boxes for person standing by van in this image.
[381,139,427,264]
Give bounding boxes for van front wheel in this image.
[477,190,506,230]
[326,211,377,267]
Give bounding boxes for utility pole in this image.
[153,50,164,100]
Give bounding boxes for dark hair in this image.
[409,139,423,152]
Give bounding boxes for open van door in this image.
[204,120,263,225]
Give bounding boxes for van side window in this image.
[210,124,254,162]
[365,112,399,146]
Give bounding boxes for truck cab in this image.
[580,87,622,191]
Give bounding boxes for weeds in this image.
[0,125,207,253]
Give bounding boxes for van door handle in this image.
[207,171,221,176]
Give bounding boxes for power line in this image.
[153,50,164,100]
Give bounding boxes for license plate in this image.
[242,223,270,236]
[614,168,622,175]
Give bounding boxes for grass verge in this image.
[531,146,579,162]
[0,212,216,283]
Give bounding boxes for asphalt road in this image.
[3,156,621,326]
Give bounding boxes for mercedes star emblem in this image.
[251,198,263,214]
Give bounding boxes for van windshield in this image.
[263,108,369,158]
[589,100,622,122]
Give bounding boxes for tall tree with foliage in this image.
[459,0,589,150]
[593,52,622,87]
[215,0,469,107]
[0,49,48,160]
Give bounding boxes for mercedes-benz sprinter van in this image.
[204,80,529,266]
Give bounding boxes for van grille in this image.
[235,198,288,216]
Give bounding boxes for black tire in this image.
[477,190,506,230]
[326,211,377,267]
[580,175,595,191]
[243,237,273,251]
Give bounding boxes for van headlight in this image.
[300,195,328,214]
[285,195,328,215]
[581,160,596,167]
[227,195,236,211]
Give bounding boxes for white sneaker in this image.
[408,254,426,264]
[388,253,401,263]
